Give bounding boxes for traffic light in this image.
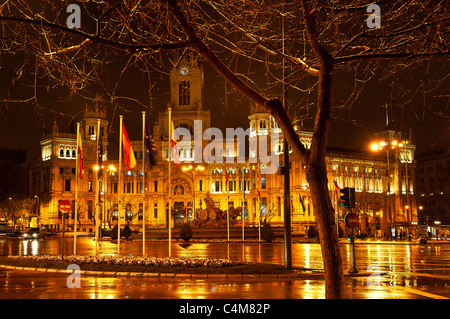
[340,187,355,208]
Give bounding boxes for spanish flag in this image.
[170,114,179,166]
[333,180,340,198]
[122,122,137,170]
[77,126,84,179]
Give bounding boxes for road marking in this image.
[390,285,449,299]
[397,272,450,281]
[350,275,450,299]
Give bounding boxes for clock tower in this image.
[154,50,210,141]
[169,50,204,112]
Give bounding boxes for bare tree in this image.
[0,0,448,298]
[0,196,31,227]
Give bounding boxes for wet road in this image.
[0,236,449,299]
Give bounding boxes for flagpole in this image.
[95,119,100,255]
[142,111,146,256]
[74,122,79,255]
[168,108,172,257]
[118,115,123,255]
[226,169,230,242]
[257,164,261,242]
[242,165,245,242]
[334,179,340,237]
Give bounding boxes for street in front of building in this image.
[0,236,449,299]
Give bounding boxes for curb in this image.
[1,264,384,279]
[0,264,300,280]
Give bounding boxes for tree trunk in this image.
[166,0,344,298]
[307,165,345,299]
[307,58,345,298]
[298,0,345,297]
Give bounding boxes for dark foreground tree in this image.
[0,0,448,298]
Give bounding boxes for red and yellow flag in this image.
[77,127,84,179]
[122,122,137,170]
[170,114,179,166]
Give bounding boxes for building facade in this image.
[28,52,418,238]
[415,148,450,237]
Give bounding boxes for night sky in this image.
[0,56,449,164]
[0,32,448,164]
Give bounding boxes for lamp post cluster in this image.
[370,138,413,238]
[182,164,205,221]
[93,164,116,226]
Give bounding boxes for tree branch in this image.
[300,0,334,164]
[335,50,450,63]
[161,0,309,163]
[204,1,319,76]
[0,15,193,54]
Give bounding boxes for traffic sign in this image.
[345,212,359,228]
[58,200,72,213]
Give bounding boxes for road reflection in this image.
[2,237,450,274]
[1,237,449,299]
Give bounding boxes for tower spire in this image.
[385,104,389,128]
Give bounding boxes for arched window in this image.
[179,81,190,105]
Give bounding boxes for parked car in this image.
[8,229,23,237]
[355,232,369,239]
[0,222,22,237]
[0,222,10,236]
[23,228,46,240]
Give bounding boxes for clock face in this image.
[180,67,189,75]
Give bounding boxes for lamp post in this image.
[370,139,404,239]
[94,164,117,228]
[398,140,413,225]
[93,164,102,255]
[34,195,40,227]
[370,141,389,238]
[182,164,205,222]
[104,165,116,228]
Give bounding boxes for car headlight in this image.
[33,233,37,238]
[24,233,28,238]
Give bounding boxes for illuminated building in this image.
[29,52,417,238]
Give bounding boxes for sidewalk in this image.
[0,262,380,280]
[339,238,450,245]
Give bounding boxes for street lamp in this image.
[94,164,116,228]
[370,139,400,238]
[398,140,413,225]
[104,165,116,228]
[93,165,102,250]
[182,164,205,222]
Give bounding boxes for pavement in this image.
[339,238,450,245]
[0,264,304,279]
[1,235,447,279]
[0,261,382,280]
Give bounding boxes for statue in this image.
[190,192,245,228]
